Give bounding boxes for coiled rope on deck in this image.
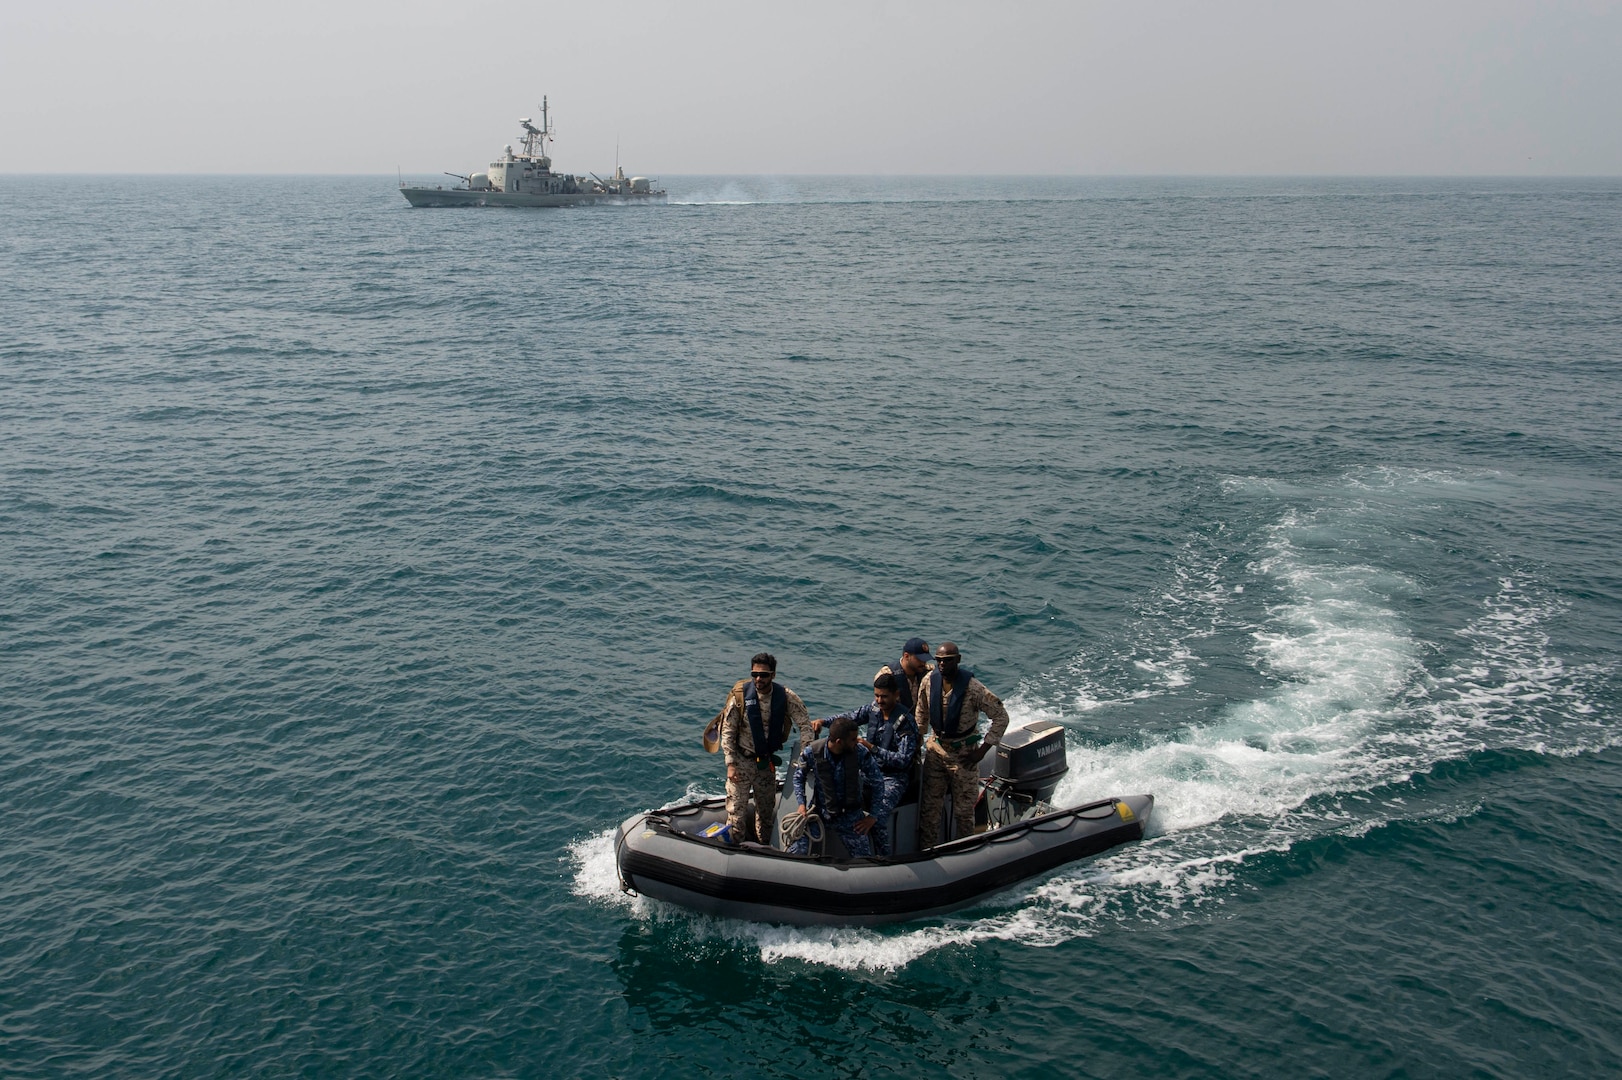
[778,808,825,857]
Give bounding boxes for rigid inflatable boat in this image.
[613,721,1153,926]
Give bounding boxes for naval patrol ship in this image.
[399,98,665,208]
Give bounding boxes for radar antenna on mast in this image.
[517,97,554,165]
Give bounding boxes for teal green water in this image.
[2,176,1619,1077]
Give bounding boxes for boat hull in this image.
[614,793,1152,926]
[399,186,667,208]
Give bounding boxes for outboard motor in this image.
[993,723,1068,804]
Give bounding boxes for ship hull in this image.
[614,794,1153,926]
[399,186,667,208]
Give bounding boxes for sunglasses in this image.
[750,670,775,680]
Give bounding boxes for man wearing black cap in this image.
[720,652,813,844]
[879,638,934,719]
[915,641,1010,848]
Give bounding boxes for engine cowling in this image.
[992,722,1068,804]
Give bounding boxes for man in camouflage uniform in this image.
[916,641,1010,848]
[790,717,886,857]
[877,637,933,719]
[720,652,813,844]
[812,670,919,856]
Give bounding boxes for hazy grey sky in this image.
[3,0,1618,175]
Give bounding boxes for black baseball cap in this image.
[902,638,933,662]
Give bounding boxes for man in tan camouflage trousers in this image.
[916,642,1010,848]
[721,652,813,844]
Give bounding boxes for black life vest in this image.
[928,667,974,739]
[870,703,904,754]
[885,660,917,716]
[808,737,863,814]
[743,680,790,762]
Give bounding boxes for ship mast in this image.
[517,96,554,171]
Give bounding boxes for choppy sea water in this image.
[2,174,1620,1077]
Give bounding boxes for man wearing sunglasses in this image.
[720,652,813,844]
[915,641,1010,849]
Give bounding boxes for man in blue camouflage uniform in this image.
[813,670,918,856]
[790,717,886,857]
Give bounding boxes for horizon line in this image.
[3,171,1620,180]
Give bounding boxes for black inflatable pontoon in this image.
[613,722,1153,926]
